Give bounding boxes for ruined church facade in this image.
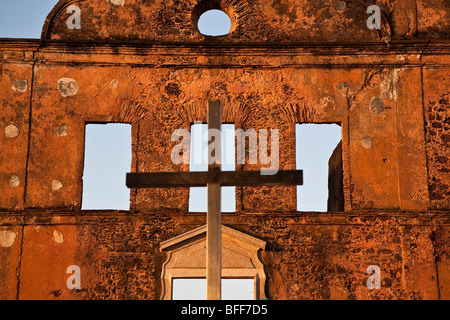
[0,0,449,299]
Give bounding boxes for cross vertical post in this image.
[206,100,222,300]
[126,98,304,300]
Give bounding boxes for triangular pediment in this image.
[159,225,267,300]
[160,224,266,253]
[160,225,266,251]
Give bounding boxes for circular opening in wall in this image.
[197,9,232,36]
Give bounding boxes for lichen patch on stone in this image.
[53,230,64,244]
[109,0,125,6]
[12,79,28,92]
[0,230,17,248]
[52,180,64,191]
[57,78,79,97]
[5,124,19,138]
[9,174,20,188]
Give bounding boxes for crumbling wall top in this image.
[42,0,399,43]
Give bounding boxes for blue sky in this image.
[0,0,58,38]
[198,9,231,36]
[82,124,132,210]
[0,1,342,213]
[0,2,232,38]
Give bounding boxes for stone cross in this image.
[126,100,303,300]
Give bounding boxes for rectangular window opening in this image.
[81,123,132,210]
[296,123,343,212]
[172,278,255,300]
[188,123,236,213]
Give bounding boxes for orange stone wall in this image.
[0,0,449,299]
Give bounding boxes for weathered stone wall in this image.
[424,68,450,210]
[1,57,442,212]
[328,141,344,212]
[41,0,450,43]
[0,0,449,300]
[0,46,35,209]
[0,212,448,300]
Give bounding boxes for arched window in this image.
[197,9,232,36]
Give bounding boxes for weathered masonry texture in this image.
[0,0,449,299]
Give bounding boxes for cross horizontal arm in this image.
[126,170,303,188]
